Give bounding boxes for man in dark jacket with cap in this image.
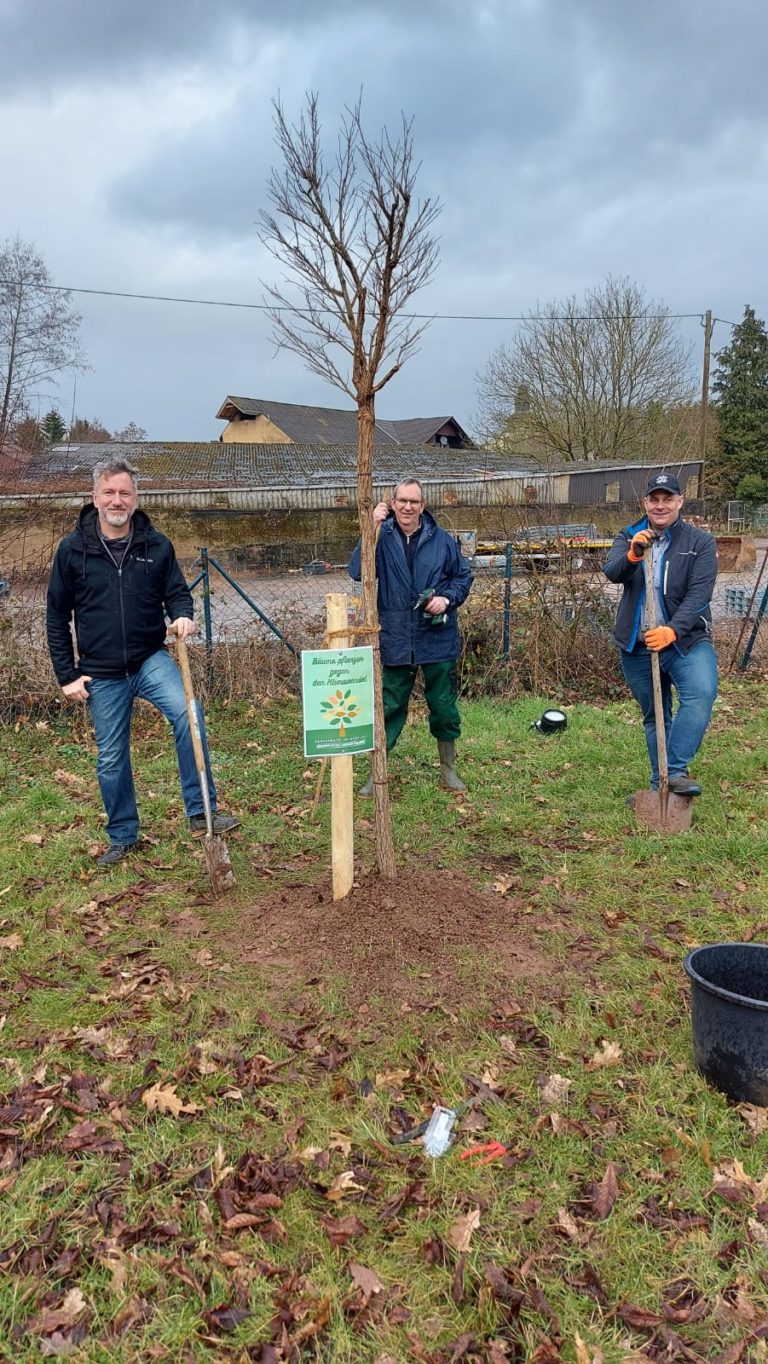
[604,471,718,797]
[46,457,239,866]
[349,477,474,792]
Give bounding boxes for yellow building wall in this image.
[221,416,292,443]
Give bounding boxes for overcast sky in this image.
[1,0,766,441]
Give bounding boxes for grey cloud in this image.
[0,0,456,89]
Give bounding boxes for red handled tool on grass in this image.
[632,548,692,835]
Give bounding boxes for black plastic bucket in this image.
[684,943,768,1105]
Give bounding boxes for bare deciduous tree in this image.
[259,92,441,879]
[475,276,695,464]
[0,237,86,455]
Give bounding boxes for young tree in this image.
[41,407,67,445]
[259,93,441,880]
[475,276,695,463]
[69,415,111,443]
[711,306,768,493]
[0,237,86,452]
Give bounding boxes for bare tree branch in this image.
[1,236,87,453]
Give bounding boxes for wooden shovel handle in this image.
[642,550,669,798]
[176,635,214,836]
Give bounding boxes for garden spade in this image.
[176,636,236,895]
[633,549,692,834]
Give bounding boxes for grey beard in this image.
[104,510,130,527]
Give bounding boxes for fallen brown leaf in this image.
[349,1262,383,1304]
[588,1039,623,1069]
[447,1207,481,1254]
[539,1073,573,1108]
[592,1162,620,1220]
[141,1082,201,1118]
[321,1213,366,1246]
[325,1170,365,1202]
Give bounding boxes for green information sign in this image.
[301,646,375,758]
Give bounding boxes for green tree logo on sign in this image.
[320,689,360,739]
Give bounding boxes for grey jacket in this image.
[604,515,717,654]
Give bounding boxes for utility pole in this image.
[698,309,713,500]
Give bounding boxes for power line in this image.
[0,279,712,324]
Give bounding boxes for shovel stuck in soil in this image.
[176,636,236,896]
[633,551,693,835]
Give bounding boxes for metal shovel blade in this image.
[634,788,693,834]
[202,836,236,896]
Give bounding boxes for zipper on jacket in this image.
[98,531,133,675]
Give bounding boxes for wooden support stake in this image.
[326,593,354,901]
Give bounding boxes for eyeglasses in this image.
[394,498,423,507]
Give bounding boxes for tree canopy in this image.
[40,408,67,445]
[711,305,768,495]
[475,276,695,464]
[0,237,86,452]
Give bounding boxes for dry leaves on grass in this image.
[325,1170,366,1202]
[574,1332,603,1364]
[538,1073,573,1108]
[448,1207,481,1253]
[141,1082,202,1118]
[587,1039,623,1069]
[737,1103,768,1137]
[592,1162,620,1221]
[0,932,23,951]
[712,1159,768,1206]
[349,1263,384,1304]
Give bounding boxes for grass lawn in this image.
[1,681,768,1363]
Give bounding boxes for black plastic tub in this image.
[684,943,768,1105]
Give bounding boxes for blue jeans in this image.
[620,640,718,789]
[87,648,217,846]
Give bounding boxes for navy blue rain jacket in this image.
[46,505,193,685]
[604,514,717,654]
[348,510,473,665]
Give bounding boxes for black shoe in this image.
[95,843,136,868]
[668,775,702,797]
[189,812,241,838]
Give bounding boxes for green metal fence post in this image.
[501,543,512,660]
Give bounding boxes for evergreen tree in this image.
[711,306,768,493]
[40,408,67,445]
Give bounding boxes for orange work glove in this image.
[627,529,654,563]
[644,626,677,651]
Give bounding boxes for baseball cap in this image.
[646,472,681,495]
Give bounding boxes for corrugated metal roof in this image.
[21,441,534,491]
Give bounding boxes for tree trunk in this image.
[357,397,396,879]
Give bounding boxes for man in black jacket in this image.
[46,458,239,866]
[604,472,718,797]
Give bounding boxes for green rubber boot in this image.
[437,740,467,793]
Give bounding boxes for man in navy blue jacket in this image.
[47,458,239,866]
[604,472,718,797]
[349,477,474,792]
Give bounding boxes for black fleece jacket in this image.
[603,514,717,654]
[46,505,193,685]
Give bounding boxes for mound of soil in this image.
[230,867,548,1009]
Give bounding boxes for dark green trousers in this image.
[382,661,461,749]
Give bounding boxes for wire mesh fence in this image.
[3,532,768,723]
